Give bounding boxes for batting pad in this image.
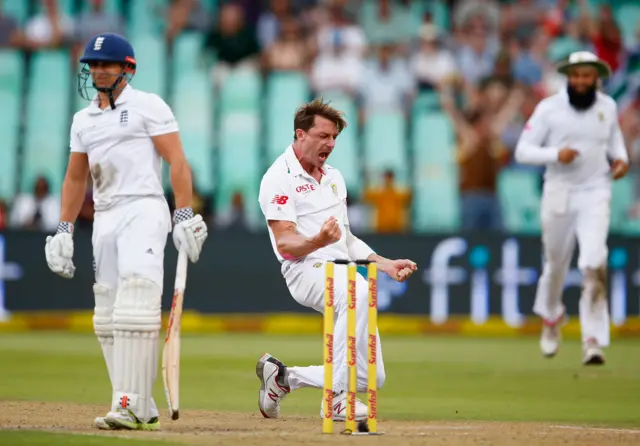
[112,278,162,422]
[93,284,116,387]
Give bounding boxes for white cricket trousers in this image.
[283,259,386,393]
[93,197,171,289]
[533,186,611,346]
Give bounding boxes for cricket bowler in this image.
[515,51,629,365]
[256,99,418,420]
[44,33,208,430]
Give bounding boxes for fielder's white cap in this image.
[556,51,612,79]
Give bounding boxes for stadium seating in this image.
[412,112,455,165]
[411,110,459,231]
[22,51,71,195]
[412,90,441,114]
[265,71,309,164]
[130,35,166,97]
[127,0,166,38]
[217,112,261,228]
[2,0,29,24]
[317,92,360,194]
[172,33,215,194]
[363,110,408,186]
[0,51,23,200]
[3,0,640,234]
[78,0,121,14]
[219,68,261,113]
[412,0,450,31]
[610,175,640,234]
[615,4,640,48]
[413,165,460,232]
[217,69,262,228]
[497,169,542,234]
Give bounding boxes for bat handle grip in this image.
[174,249,189,291]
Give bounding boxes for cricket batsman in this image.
[44,33,208,430]
[256,99,418,420]
[515,51,629,365]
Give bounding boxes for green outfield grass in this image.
[0,332,639,444]
[0,431,181,445]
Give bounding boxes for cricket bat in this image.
[162,249,189,420]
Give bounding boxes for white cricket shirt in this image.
[70,85,179,211]
[259,145,351,269]
[515,90,628,190]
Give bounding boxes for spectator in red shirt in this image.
[580,2,624,74]
[0,200,7,230]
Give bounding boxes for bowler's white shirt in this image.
[259,145,351,269]
[70,85,179,211]
[515,90,628,190]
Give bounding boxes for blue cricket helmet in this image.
[77,33,137,106]
[80,32,136,66]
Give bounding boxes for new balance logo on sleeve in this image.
[271,195,289,205]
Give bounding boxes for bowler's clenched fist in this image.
[314,216,342,247]
[382,258,417,282]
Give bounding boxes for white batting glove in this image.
[172,207,208,263]
[44,222,76,279]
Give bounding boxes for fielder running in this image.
[256,99,417,420]
[515,51,629,365]
[44,33,208,430]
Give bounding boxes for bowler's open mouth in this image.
[319,152,330,161]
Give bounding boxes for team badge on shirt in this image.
[598,112,604,122]
[331,184,338,196]
[120,110,129,127]
[313,262,323,268]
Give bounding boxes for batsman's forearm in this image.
[60,176,87,224]
[170,160,193,209]
[276,233,323,259]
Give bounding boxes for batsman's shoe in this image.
[104,409,160,431]
[256,353,290,418]
[321,390,368,422]
[582,338,605,366]
[139,417,161,431]
[94,412,119,430]
[540,317,562,357]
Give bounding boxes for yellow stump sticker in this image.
[323,262,334,434]
[346,263,357,434]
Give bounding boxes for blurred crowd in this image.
[1,0,640,234]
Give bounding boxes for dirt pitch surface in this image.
[1,401,639,446]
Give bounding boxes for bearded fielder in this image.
[44,33,208,430]
[515,51,629,365]
[256,99,417,420]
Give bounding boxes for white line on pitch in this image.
[551,425,640,434]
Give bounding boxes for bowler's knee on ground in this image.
[285,265,385,392]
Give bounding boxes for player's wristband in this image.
[173,207,194,224]
[56,222,74,234]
